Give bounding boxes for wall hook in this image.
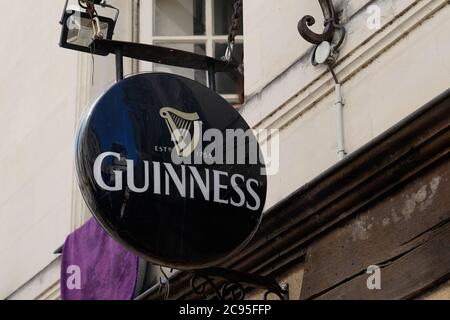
[298,0,338,45]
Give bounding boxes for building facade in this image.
[1,0,449,300]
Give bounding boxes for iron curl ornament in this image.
[191,274,246,301]
[298,0,339,45]
[189,268,289,301]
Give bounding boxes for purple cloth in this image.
[61,218,139,300]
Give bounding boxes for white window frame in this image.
[139,0,243,103]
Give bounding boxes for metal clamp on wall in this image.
[298,0,347,160]
[298,0,346,66]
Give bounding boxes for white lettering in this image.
[189,167,210,201]
[66,265,81,290]
[367,265,382,290]
[214,171,229,205]
[127,160,149,193]
[203,129,224,165]
[230,174,246,208]
[164,163,186,197]
[246,179,261,211]
[92,153,263,210]
[93,152,123,191]
[367,5,381,30]
[153,161,161,195]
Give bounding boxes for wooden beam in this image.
[309,222,450,300]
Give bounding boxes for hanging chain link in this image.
[222,0,243,62]
[79,0,104,39]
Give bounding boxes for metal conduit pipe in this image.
[131,0,140,74]
[329,65,347,160]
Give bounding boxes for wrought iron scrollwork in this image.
[190,268,289,301]
[191,274,246,301]
[298,0,338,45]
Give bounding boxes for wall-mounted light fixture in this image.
[57,0,238,86]
[59,0,119,55]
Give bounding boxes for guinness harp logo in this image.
[160,107,202,157]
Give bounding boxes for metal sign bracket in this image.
[90,39,238,91]
[189,267,290,301]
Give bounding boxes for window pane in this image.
[154,0,205,36]
[213,0,243,35]
[153,43,207,86]
[215,43,243,95]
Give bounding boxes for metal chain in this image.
[228,0,243,45]
[79,0,104,39]
[222,0,243,62]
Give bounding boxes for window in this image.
[148,0,244,103]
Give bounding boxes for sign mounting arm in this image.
[297,0,338,45]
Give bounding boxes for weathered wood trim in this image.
[310,222,450,300]
[300,154,450,299]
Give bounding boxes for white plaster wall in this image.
[242,0,450,209]
[242,1,449,299]
[0,1,78,298]
[0,0,132,299]
[243,0,373,97]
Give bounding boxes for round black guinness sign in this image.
[75,73,267,269]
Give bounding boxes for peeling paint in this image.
[392,211,402,223]
[352,218,371,241]
[399,176,442,222]
[354,175,443,240]
[402,199,416,220]
[430,176,442,194]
